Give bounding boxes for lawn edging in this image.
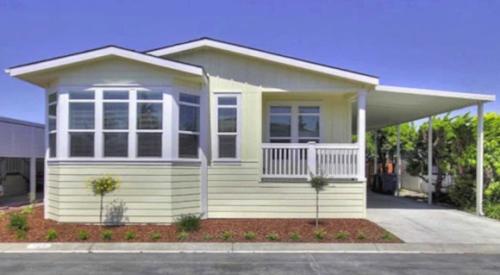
[1,242,500,254]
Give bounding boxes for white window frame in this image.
[213,92,241,161]
[266,101,322,143]
[102,89,130,158]
[67,90,96,158]
[178,92,201,159]
[47,91,57,158]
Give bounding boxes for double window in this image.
[136,91,163,157]
[103,90,129,157]
[269,104,320,143]
[178,94,200,158]
[215,94,240,159]
[68,91,95,157]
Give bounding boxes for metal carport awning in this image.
[357,85,495,216]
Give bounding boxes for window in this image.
[48,92,57,157]
[269,106,292,143]
[136,90,163,157]
[179,93,200,158]
[268,104,320,143]
[68,91,95,157]
[103,90,129,157]
[215,94,240,159]
[298,106,320,143]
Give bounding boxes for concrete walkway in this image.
[367,191,500,244]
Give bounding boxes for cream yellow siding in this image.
[47,162,200,223]
[208,162,366,218]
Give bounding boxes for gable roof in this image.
[147,37,379,85]
[5,45,204,77]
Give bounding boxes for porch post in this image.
[395,124,401,196]
[29,157,36,203]
[357,90,367,181]
[476,103,484,216]
[427,116,433,205]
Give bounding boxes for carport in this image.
[360,85,496,215]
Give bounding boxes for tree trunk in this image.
[316,191,319,228]
[99,194,103,225]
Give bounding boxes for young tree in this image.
[88,176,120,225]
[310,176,329,228]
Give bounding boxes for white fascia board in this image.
[148,39,379,85]
[6,47,203,77]
[375,85,496,102]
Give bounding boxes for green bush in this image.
[485,203,500,220]
[150,232,161,241]
[265,232,279,241]
[177,231,189,241]
[313,228,327,241]
[15,230,27,240]
[289,232,301,241]
[124,231,136,241]
[243,231,256,240]
[9,213,28,232]
[20,205,34,215]
[202,233,213,241]
[175,214,201,232]
[101,230,113,241]
[335,231,350,240]
[448,178,476,209]
[46,229,58,241]
[220,230,233,241]
[356,231,367,240]
[78,230,89,241]
[381,231,395,241]
[485,182,500,203]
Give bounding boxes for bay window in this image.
[215,94,240,159]
[102,90,129,157]
[178,93,200,158]
[136,91,163,157]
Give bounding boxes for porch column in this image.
[476,103,484,216]
[395,124,401,196]
[29,157,36,203]
[357,90,367,181]
[427,116,433,205]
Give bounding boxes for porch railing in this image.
[262,143,359,179]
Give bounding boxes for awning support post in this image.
[395,124,401,196]
[427,116,433,205]
[476,103,484,216]
[357,90,367,182]
[29,157,36,203]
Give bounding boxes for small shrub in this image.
[313,228,327,241]
[175,214,201,232]
[265,232,279,241]
[150,232,161,241]
[9,213,28,232]
[289,232,301,241]
[20,205,34,215]
[485,182,500,203]
[88,176,120,225]
[243,231,256,240]
[202,233,213,241]
[335,231,350,240]
[177,231,189,241]
[78,230,89,241]
[448,177,475,209]
[356,231,367,240]
[124,231,136,240]
[101,230,113,241]
[381,231,395,241]
[46,229,58,241]
[485,203,500,220]
[15,230,27,240]
[220,230,233,241]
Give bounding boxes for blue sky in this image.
[0,0,498,124]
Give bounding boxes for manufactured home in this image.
[5,37,495,223]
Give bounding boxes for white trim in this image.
[147,39,379,85]
[6,46,203,77]
[213,92,242,161]
[375,85,496,102]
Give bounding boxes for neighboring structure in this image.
[5,37,496,223]
[0,116,44,203]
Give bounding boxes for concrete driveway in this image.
[367,191,500,244]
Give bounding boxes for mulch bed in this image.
[0,206,401,243]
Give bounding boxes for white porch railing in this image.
[262,143,359,179]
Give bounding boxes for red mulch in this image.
[0,206,401,243]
